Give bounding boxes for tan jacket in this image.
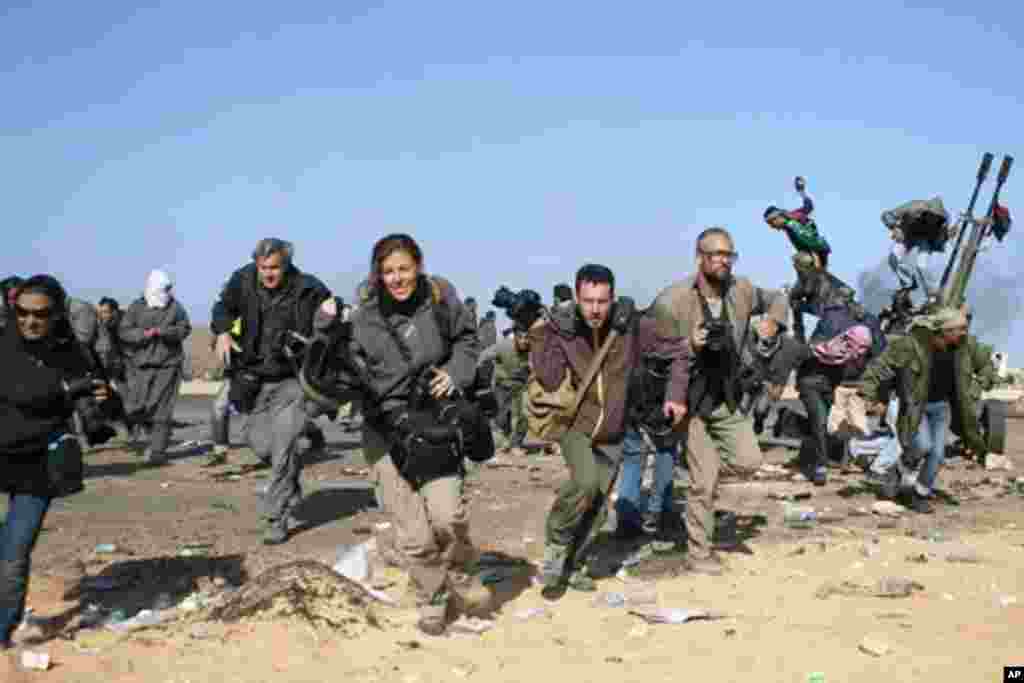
[649,274,789,349]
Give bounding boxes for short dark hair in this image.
[575,264,615,293]
[695,227,734,255]
[98,297,119,310]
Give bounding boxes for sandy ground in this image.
[3,413,1024,682]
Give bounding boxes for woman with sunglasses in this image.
[1,275,110,657]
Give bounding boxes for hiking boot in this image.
[144,449,168,466]
[416,600,448,636]
[305,423,327,452]
[262,519,289,546]
[567,567,596,592]
[866,468,899,500]
[540,542,569,601]
[685,554,724,576]
[812,466,827,487]
[204,445,229,467]
[904,491,934,515]
[641,511,661,536]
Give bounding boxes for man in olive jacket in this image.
[649,227,789,574]
[859,306,993,512]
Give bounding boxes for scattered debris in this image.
[875,609,911,620]
[944,547,982,564]
[629,607,723,624]
[449,616,495,635]
[858,635,891,657]
[209,560,385,636]
[20,650,51,671]
[334,543,372,583]
[985,454,1014,472]
[871,501,905,517]
[876,577,924,598]
[513,607,549,621]
[178,543,213,558]
[905,553,929,563]
[997,595,1018,608]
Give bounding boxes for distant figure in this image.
[478,310,498,349]
[120,270,191,465]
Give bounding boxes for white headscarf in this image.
[144,270,173,309]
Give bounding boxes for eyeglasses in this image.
[14,305,54,320]
[699,249,739,262]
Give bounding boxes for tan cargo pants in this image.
[684,403,763,558]
[372,454,471,607]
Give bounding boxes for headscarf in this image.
[144,270,173,309]
[908,305,968,333]
[811,324,872,367]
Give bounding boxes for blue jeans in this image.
[615,429,676,532]
[870,400,948,494]
[0,493,51,642]
[914,401,949,494]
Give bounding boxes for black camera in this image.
[492,286,544,331]
[702,320,731,353]
[629,354,681,450]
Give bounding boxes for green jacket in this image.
[860,330,995,456]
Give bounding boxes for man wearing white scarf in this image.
[119,270,191,464]
[144,270,173,309]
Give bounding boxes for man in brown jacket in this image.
[650,227,789,574]
[529,264,690,600]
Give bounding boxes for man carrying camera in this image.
[210,238,333,545]
[478,326,531,450]
[529,265,689,600]
[650,228,788,574]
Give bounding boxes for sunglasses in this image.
[14,305,54,320]
[699,249,740,262]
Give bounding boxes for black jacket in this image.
[211,263,331,379]
[0,325,93,494]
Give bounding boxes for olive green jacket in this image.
[860,330,996,456]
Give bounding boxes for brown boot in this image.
[416,602,448,637]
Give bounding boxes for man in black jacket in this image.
[211,239,333,544]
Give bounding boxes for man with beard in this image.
[119,270,191,464]
[211,239,332,544]
[859,306,991,512]
[530,264,689,599]
[649,228,788,574]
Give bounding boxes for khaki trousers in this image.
[372,455,471,605]
[684,403,762,558]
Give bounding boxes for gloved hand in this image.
[64,377,101,400]
[794,176,806,193]
[610,296,636,334]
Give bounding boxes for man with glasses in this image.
[649,228,788,574]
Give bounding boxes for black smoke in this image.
[857,239,1024,346]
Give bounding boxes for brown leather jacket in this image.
[528,306,689,445]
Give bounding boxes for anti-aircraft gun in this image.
[878,153,1013,335]
[878,153,1014,454]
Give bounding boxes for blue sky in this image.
[3,2,1021,349]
